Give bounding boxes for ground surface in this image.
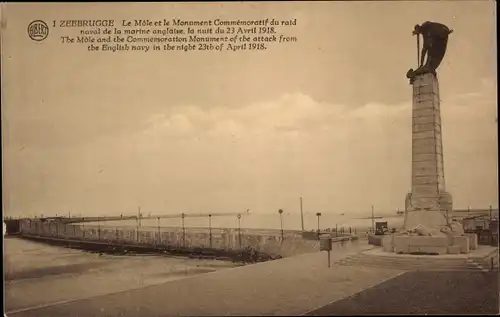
[8,236,494,316]
[5,237,402,316]
[306,271,499,316]
[4,237,239,313]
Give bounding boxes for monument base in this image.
[337,245,498,272]
[379,210,470,255]
[403,209,449,233]
[381,227,475,255]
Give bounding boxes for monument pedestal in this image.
[404,209,448,233]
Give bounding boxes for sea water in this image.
[84,213,405,232]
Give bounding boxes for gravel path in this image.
[306,271,499,315]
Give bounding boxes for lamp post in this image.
[316,212,322,239]
[300,197,305,232]
[489,205,493,245]
[208,214,212,248]
[135,213,140,242]
[489,205,493,224]
[157,216,161,245]
[237,214,242,248]
[278,209,284,240]
[181,213,186,247]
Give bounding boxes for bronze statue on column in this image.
[406,21,453,83]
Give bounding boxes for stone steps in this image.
[337,258,479,268]
[334,254,491,272]
[476,253,499,271]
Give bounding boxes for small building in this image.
[462,216,491,232]
[4,219,21,235]
[463,216,499,246]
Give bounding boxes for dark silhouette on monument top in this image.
[406,21,453,82]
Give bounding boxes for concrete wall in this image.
[18,220,319,257]
[368,234,383,246]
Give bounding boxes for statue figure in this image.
[406,21,453,82]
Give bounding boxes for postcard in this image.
[2,2,498,316]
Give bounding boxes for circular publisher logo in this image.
[27,20,49,42]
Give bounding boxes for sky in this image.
[1,1,498,219]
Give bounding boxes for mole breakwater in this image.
[18,219,322,263]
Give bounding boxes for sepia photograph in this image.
[1,1,498,316]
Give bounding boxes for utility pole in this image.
[371,205,375,233]
[138,206,142,228]
[300,197,304,232]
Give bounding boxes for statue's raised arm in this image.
[406,21,453,82]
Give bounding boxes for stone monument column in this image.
[404,72,453,231]
[404,21,455,233]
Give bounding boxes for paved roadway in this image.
[307,271,499,315]
[6,240,404,317]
